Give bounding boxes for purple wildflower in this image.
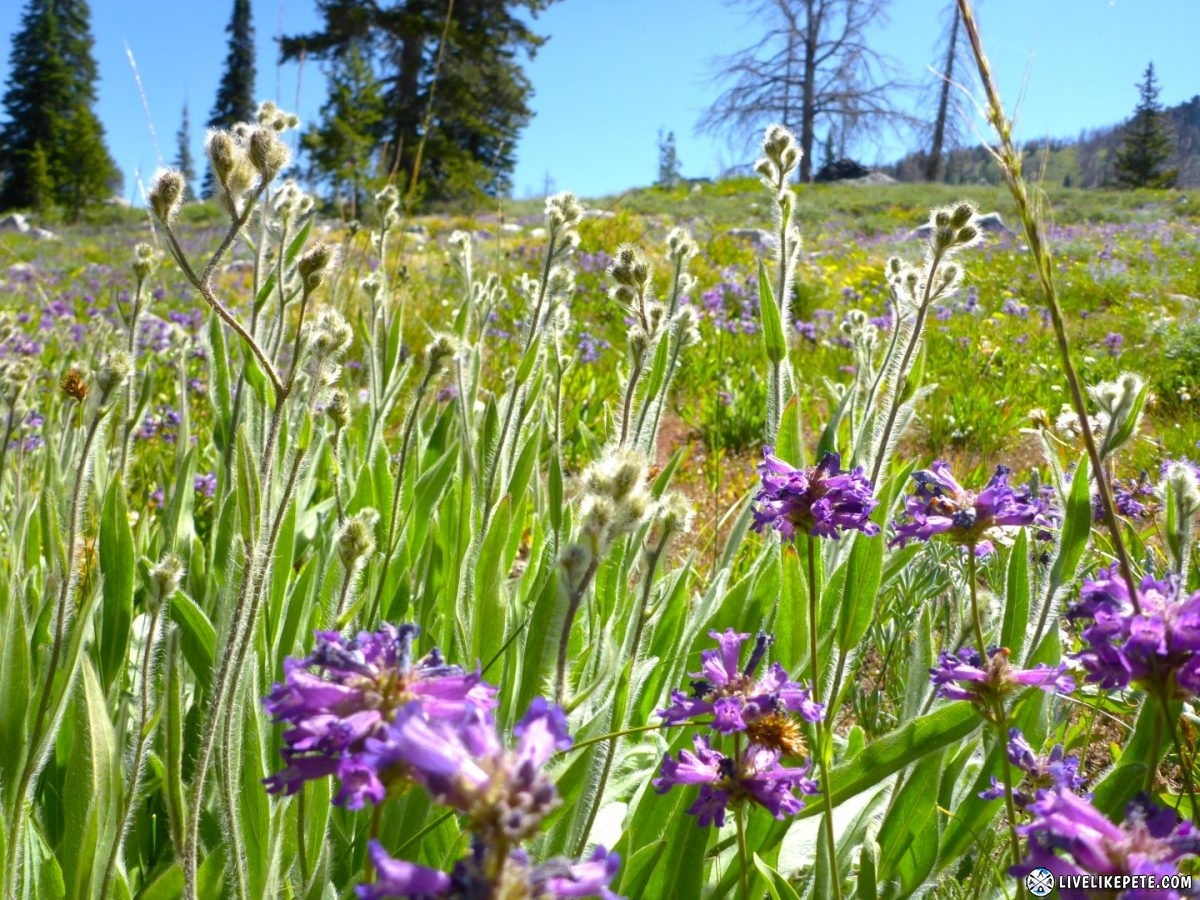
[658,629,821,750]
[194,472,217,498]
[752,448,880,541]
[365,697,569,840]
[576,330,610,364]
[652,733,819,828]
[891,461,1048,549]
[358,840,623,900]
[930,647,1074,718]
[1013,793,1200,899]
[1067,565,1200,696]
[979,727,1087,808]
[1104,331,1126,357]
[262,623,496,809]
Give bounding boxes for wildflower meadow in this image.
[4,6,1200,899]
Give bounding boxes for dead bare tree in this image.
[698,0,913,182]
[926,1,960,180]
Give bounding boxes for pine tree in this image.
[0,0,116,217]
[1113,62,1178,189]
[281,0,554,207]
[656,130,682,188]
[175,102,197,200]
[301,40,384,218]
[204,0,256,197]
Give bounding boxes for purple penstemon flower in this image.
[930,647,1074,719]
[752,448,880,541]
[262,623,496,808]
[891,461,1048,549]
[658,629,821,752]
[652,733,819,828]
[365,697,569,842]
[1013,793,1200,900]
[1067,565,1200,697]
[358,840,624,900]
[979,727,1087,808]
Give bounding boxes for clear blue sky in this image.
[1,0,1197,202]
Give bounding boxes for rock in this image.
[839,171,897,186]
[529,227,547,239]
[500,222,521,234]
[226,259,255,273]
[0,213,30,234]
[728,228,776,248]
[582,208,615,220]
[814,158,871,183]
[31,227,57,240]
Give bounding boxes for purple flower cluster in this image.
[891,461,1048,550]
[752,449,880,541]
[979,728,1086,809]
[1067,565,1200,696]
[654,630,821,827]
[262,623,496,807]
[264,625,621,899]
[576,330,610,364]
[699,267,760,335]
[930,647,1074,718]
[194,471,217,498]
[1014,793,1200,899]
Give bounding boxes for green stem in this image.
[967,542,987,653]
[735,800,750,900]
[808,537,844,900]
[992,718,1023,866]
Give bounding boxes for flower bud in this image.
[326,389,351,430]
[132,242,158,280]
[950,203,976,228]
[96,350,133,394]
[425,333,460,376]
[337,510,378,569]
[149,552,185,607]
[148,169,186,224]
[297,241,337,293]
[247,126,291,180]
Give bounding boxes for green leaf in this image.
[758,258,787,365]
[1047,453,1091,603]
[1093,700,1168,817]
[775,394,804,467]
[548,452,563,536]
[98,477,135,693]
[161,632,187,856]
[1001,529,1030,653]
[817,379,857,460]
[473,495,511,668]
[208,314,232,454]
[754,853,803,900]
[855,840,879,900]
[875,749,944,891]
[62,660,120,900]
[168,591,216,692]
[254,214,314,313]
[837,531,885,654]
[239,690,271,899]
[0,593,30,806]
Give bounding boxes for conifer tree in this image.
[656,130,682,188]
[282,0,553,207]
[1114,62,1178,189]
[204,0,256,197]
[0,0,117,216]
[301,40,384,218]
[175,101,197,200]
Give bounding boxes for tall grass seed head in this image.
[148,169,186,224]
[149,552,185,607]
[337,509,379,569]
[247,126,291,180]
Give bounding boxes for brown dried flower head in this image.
[60,368,89,403]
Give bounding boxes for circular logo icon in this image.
[1025,867,1055,897]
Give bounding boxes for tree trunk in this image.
[800,0,818,182]
[926,2,959,182]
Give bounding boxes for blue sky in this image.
[1,0,1197,202]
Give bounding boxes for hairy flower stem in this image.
[572,534,670,859]
[967,544,987,653]
[1158,693,1199,823]
[617,356,644,448]
[956,0,1140,612]
[5,391,111,899]
[0,397,19,499]
[99,596,167,900]
[991,716,1024,865]
[868,250,944,488]
[118,274,147,477]
[555,556,600,707]
[735,792,750,900]
[808,538,843,900]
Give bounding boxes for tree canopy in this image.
[1114,62,1178,190]
[282,0,554,207]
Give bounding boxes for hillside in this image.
[886,94,1200,188]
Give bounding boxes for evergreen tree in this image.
[1114,62,1178,189]
[175,101,197,200]
[656,129,681,189]
[204,0,256,197]
[0,0,116,217]
[281,0,554,207]
[301,40,384,218]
